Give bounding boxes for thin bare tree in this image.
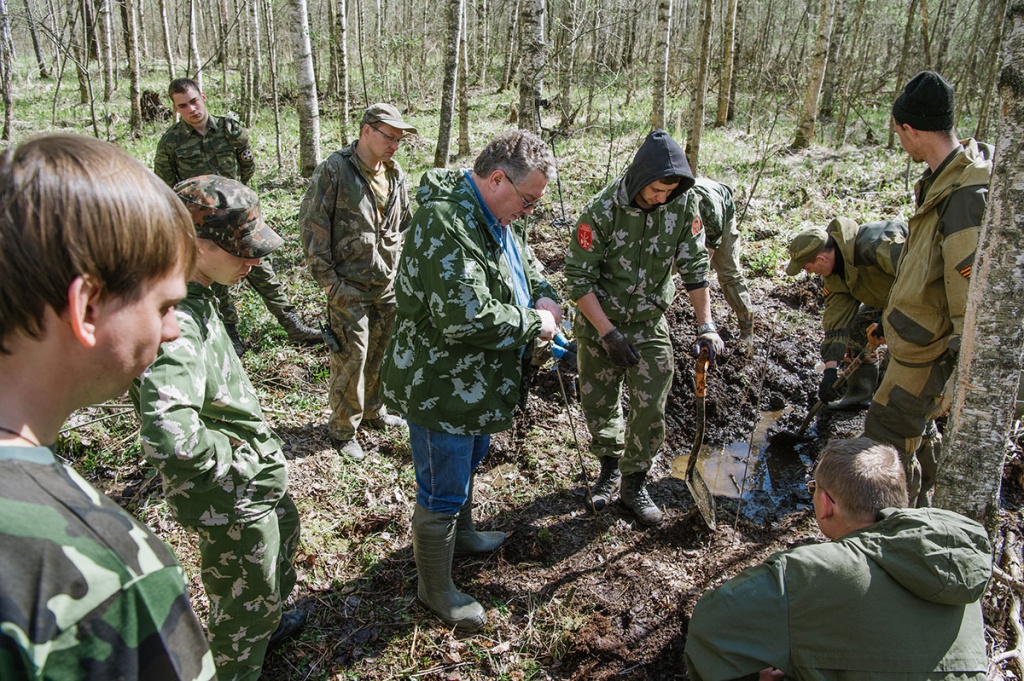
[686,0,713,171]
[715,0,738,127]
[117,0,142,137]
[98,0,115,99]
[458,1,470,157]
[517,0,545,131]
[188,0,202,87]
[434,0,463,167]
[935,0,1024,526]
[157,0,173,78]
[790,0,836,150]
[334,0,350,142]
[889,0,920,149]
[290,0,320,176]
[263,0,283,167]
[0,0,12,140]
[651,0,672,130]
[22,0,51,78]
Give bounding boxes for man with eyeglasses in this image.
[300,103,418,462]
[380,130,560,631]
[685,437,990,680]
[564,129,724,526]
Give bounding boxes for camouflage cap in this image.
[174,175,283,259]
[786,226,829,276]
[361,103,418,134]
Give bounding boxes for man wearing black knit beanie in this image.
[863,70,993,507]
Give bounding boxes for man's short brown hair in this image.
[168,77,201,99]
[814,438,909,521]
[0,134,196,352]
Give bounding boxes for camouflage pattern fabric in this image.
[213,258,295,328]
[380,168,558,435]
[819,217,906,364]
[154,114,255,188]
[132,282,298,681]
[565,176,708,468]
[576,316,674,473]
[0,446,216,681]
[691,179,753,328]
[174,175,282,259]
[299,143,411,439]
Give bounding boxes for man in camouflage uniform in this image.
[565,129,724,527]
[786,217,907,410]
[691,178,755,352]
[381,130,560,631]
[865,71,993,507]
[0,134,214,680]
[133,176,305,681]
[154,77,320,354]
[300,103,417,462]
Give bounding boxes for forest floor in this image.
[11,64,1021,679]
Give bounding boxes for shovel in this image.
[770,326,883,446]
[683,345,717,530]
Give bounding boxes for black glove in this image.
[869,321,885,342]
[600,328,640,368]
[819,367,839,403]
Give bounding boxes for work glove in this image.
[600,327,640,368]
[695,332,724,364]
[819,366,839,403]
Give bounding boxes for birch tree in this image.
[935,1,1024,527]
[117,0,142,137]
[517,0,545,132]
[651,0,672,130]
[158,0,174,79]
[686,0,713,172]
[22,0,50,78]
[790,0,835,150]
[0,0,12,140]
[188,0,201,87]
[334,0,350,142]
[433,0,463,167]
[290,0,320,176]
[98,0,115,99]
[715,0,738,127]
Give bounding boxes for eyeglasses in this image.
[370,125,404,146]
[505,173,540,210]
[805,476,834,502]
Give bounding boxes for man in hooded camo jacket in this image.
[564,129,724,527]
[381,130,560,632]
[864,70,993,507]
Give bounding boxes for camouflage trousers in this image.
[710,214,753,329]
[577,315,673,474]
[214,257,295,328]
[326,280,397,440]
[863,352,954,506]
[187,492,300,681]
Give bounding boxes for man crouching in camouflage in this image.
[0,134,214,679]
[132,175,306,680]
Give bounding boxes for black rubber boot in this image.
[620,471,664,526]
[281,313,323,344]
[827,362,878,411]
[411,503,486,631]
[589,456,621,512]
[454,474,506,555]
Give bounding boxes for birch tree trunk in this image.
[136,0,147,60]
[335,0,350,142]
[188,0,201,87]
[499,0,521,92]
[974,0,1010,139]
[99,0,115,99]
[158,0,173,79]
[22,0,51,78]
[557,0,577,128]
[475,0,487,85]
[290,0,320,176]
[433,0,463,167]
[117,0,142,137]
[651,0,672,130]
[686,0,713,172]
[790,0,835,150]
[458,2,470,157]
[0,0,12,140]
[517,0,545,132]
[715,0,738,127]
[934,1,1024,528]
[263,0,283,167]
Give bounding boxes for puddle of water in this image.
[671,407,813,512]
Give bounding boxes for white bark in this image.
[651,0,672,130]
[290,0,321,176]
[433,0,463,167]
[791,0,836,149]
[517,0,545,131]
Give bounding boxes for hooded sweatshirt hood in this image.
[615,129,695,208]
[852,507,992,605]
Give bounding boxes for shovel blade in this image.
[686,467,717,530]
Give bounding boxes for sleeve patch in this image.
[691,216,703,236]
[577,223,593,251]
[954,253,974,278]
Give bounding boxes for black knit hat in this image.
[892,71,955,131]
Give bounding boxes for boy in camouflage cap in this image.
[0,134,214,680]
[133,175,306,681]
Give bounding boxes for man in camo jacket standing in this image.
[0,134,214,680]
[300,104,417,462]
[133,176,306,681]
[154,77,320,354]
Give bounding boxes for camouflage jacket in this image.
[690,178,735,250]
[299,142,412,298]
[820,217,906,363]
[132,282,288,527]
[565,176,709,337]
[0,446,216,680]
[153,114,255,187]
[380,169,558,435]
[885,139,992,365]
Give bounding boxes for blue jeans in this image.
[409,420,490,515]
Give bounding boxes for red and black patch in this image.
[577,223,593,251]
[691,216,703,236]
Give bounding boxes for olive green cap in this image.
[361,103,418,133]
[786,227,829,276]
